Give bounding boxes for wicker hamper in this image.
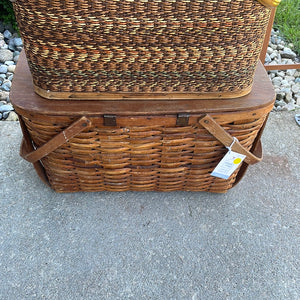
[11,52,275,193]
[11,0,279,100]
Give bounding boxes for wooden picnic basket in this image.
[11,52,275,193]
[11,0,280,100]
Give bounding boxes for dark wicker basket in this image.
[12,0,277,100]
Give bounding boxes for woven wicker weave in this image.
[13,0,271,99]
[19,112,268,192]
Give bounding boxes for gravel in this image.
[0,64,8,74]
[5,110,18,121]
[265,28,300,111]
[0,22,299,122]
[0,104,13,113]
[0,22,21,121]
[0,49,13,63]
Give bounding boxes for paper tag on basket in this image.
[211,150,246,180]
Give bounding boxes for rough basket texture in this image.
[20,112,268,193]
[13,0,270,98]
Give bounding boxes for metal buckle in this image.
[104,115,117,126]
[176,113,190,126]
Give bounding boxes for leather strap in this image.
[21,116,91,163]
[19,113,263,188]
[199,114,262,165]
[22,114,262,165]
[233,113,268,186]
[19,116,50,185]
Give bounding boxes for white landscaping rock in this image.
[281,47,297,60]
[7,65,16,73]
[5,111,18,121]
[0,91,9,100]
[291,83,300,94]
[0,49,13,63]
[266,29,300,111]
[295,94,300,106]
[272,77,283,86]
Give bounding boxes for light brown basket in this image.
[11,52,275,193]
[11,0,278,100]
[19,112,269,193]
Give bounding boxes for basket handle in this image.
[21,114,262,165]
[20,116,91,163]
[199,114,263,165]
[257,0,281,8]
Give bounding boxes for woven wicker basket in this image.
[11,52,275,193]
[12,0,278,100]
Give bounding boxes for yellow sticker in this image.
[211,151,246,179]
[233,158,242,165]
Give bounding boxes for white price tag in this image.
[211,150,246,180]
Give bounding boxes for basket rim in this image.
[33,83,253,101]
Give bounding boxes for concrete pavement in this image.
[0,111,299,299]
